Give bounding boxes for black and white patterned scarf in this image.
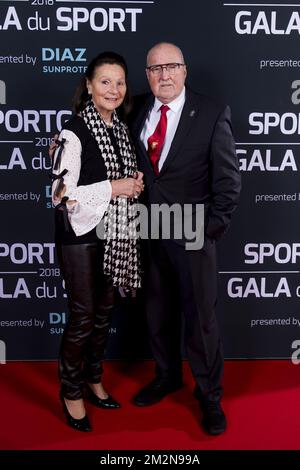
[82,100,141,290]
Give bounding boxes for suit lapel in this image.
[159,89,198,177]
[133,95,154,172]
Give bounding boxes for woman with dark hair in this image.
[51,52,143,432]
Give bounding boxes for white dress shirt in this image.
[51,129,112,237]
[140,87,186,171]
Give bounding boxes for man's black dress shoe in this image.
[200,400,227,435]
[59,393,92,432]
[133,377,183,406]
[85,386,120,409]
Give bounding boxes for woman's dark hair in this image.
[72,51,132,119]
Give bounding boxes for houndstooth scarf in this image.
[82,100,141,290]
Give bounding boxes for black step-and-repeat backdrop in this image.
[0,1,299,361]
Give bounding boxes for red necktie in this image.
[147,105,169,175]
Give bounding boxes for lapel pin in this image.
[189,110,196,117]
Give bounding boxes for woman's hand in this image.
[111,174,144,199]
[53,182,66,204]
[49,134,59,159]
[135,171,144,182]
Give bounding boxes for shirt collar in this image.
[153,86,186,113]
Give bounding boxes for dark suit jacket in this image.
[130,87,241,244]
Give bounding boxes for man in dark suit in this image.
[131,42,241,435]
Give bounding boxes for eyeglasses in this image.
[146,63,185,75]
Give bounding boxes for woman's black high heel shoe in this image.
[59,393,92,432]
[85,386,120,409]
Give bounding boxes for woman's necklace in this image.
[101,114,113,128]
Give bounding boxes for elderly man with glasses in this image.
[131,42,241,435]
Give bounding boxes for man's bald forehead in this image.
[146,42,185,66]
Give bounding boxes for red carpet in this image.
[0,360,300,450]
